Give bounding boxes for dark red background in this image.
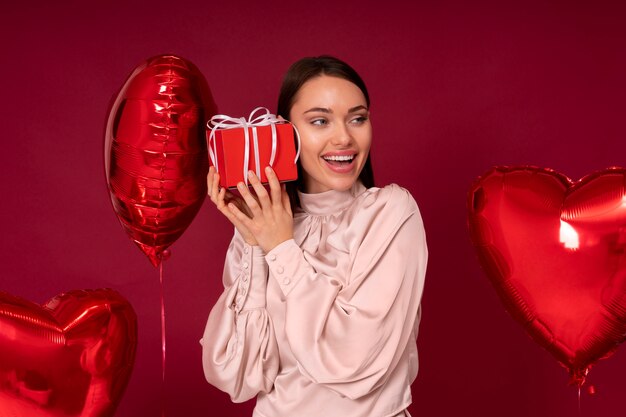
[2,1,625,416]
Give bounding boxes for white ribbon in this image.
[207,107,301,186]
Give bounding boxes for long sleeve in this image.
[265,185,428,400]
[200,229,279,402]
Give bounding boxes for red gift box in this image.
[207,108,299,188]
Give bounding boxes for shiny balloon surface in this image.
[468,166,626,386]
[105,55,217,266]
[0,289,137,417]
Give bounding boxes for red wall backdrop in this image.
[1,1,625,416]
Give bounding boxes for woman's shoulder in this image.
[341,183,421,233]
[345,184,425,264]
[356,183,419,215]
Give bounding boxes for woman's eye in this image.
[350,115,368,124]
[311,118,328,126]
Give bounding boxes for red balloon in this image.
[0,289,137,417]
[105,55,217,266]
[468,166,626,386]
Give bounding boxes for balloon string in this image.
[160,260,166,416]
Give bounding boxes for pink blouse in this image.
[201,182,428,417]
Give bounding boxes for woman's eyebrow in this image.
[304,107,331,114]
[303,105,368,114]
[348,105,368,113]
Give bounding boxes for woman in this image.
[201,56,428,417]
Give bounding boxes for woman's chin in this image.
[303,167,363,193]
[326,176,360,192]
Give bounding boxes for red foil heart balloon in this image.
[105,55,217,266]
[0,289,137,417]
[468,166,626,386]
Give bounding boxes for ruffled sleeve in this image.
[200,229,279,402]
[265,184,427,400]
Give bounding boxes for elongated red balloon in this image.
[105,55,217,266]
[468,166,626,386]
[0,289,137,417]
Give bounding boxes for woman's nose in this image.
[330,124,353,146]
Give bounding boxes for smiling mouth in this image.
[321,155,356,165]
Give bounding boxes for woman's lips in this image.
[321,153,357,173]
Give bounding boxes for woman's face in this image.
[288,75,371,194]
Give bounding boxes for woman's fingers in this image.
[209,167,245,214]
[236,181,263,218]
[214,168,292,232]
[281,184,292,215]
[265,167,283,209]
[214,188,232,215]
[212,169,295,253]
[228,202,254,230]
[207,168,213,191]
[216,187,228,209]
[207,168,214,197]
[207,167,222,204]
[206,167,259,245]
[212,172,220,201]
[246,170,272,211]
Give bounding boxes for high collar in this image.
[297,182,366,216]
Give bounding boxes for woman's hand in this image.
[207,167,258,246]
[228,166,293,253]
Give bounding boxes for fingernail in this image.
[265,166,272,174]
[237,182,244,190]
[248,170,255,177]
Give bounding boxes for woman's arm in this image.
[200,229,279,402]
[201,168,280,402]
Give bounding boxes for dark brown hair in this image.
[277,55,375,209]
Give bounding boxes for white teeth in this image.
[322,155,355,161]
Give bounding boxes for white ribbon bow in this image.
[207,107,301,186]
